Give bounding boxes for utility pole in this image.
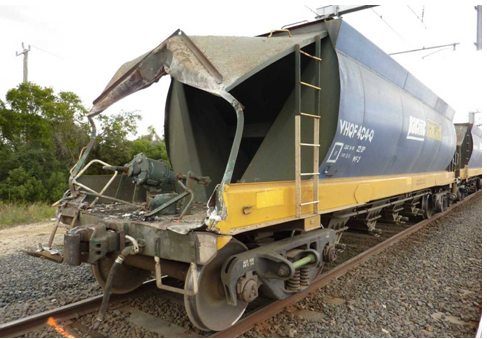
[475,5,482,51]
[16,42,31,83]
[469,110,481,126]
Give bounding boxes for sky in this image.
[0,1,483,137]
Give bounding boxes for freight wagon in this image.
[35,18,481,331]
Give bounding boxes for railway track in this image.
[0,190,480,338]
[0,280,160,338]
[212,190,482,337]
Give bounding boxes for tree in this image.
[0,83,89,202]
[130,126,168,161]
[92,110,142,167]
[0,83,169,203]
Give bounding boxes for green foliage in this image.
[93,110,142,167]
[129,126,168,161]
[0,82,169,208]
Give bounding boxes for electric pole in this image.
[469,110,481,126]
[16,42,31,83]
[475,5,482,51]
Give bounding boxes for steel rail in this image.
[212,190,481,338]
[0,280,158,338]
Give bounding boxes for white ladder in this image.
[295,37,321,218]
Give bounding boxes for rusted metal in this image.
[46,214,62,248]
[211,190,481,338]
[21,248,63,263]
[268,29,292,38]
[300,49,322,61]
[300,81,321,90]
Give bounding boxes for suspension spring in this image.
[300,268,310,287]
[286,269,301,291]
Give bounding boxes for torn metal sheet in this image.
[167,223,204,235]
[89,29,323,116]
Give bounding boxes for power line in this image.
[407,5,427,29]
[371,8,405,41]
[304,5,319,17]
[422,48,452,60]
[389,42,459,56]
[30,45,64,59]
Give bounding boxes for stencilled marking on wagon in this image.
[407,116,426,141]
[327,142,344,163]
[339,119,375,143]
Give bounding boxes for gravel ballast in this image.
[245,193,482,338]
[0,223,101,324]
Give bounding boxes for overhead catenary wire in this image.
[407,5,427,29]
[371,8,405,41]
[389,42,459,56]
[304,5,319,17]
[422,48,452,59]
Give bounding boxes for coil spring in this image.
[300,268,310,287]
[286,269,300,291]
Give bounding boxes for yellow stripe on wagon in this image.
[460,167,482,180]
[214,171,455,235]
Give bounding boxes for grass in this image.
[0,202,56,229]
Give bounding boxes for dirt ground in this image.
[0,222,65,255]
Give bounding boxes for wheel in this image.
[443,196,450,210]
[92,253,150,294]
[422,195,434,219]
[457,190,464,201]
[184,240,248,332]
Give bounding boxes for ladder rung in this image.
[300,82,321,90]
[300,172,319,176]
[300,50,322,61]
[300,143,320,147]
[301,200,319,206]
[300,112,321,119]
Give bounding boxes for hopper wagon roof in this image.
[89,19,455,123]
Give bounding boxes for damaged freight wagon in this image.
[28,18,470,332]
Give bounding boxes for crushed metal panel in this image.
[90,30,326,116]
[190,33,326,91]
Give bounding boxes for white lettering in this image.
[338,119,375,143]
[407,116,426,141]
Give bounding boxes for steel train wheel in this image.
[92,254,150,294]
[457,190,464,202]
[422,195,434,219]
[184,240,248,332]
